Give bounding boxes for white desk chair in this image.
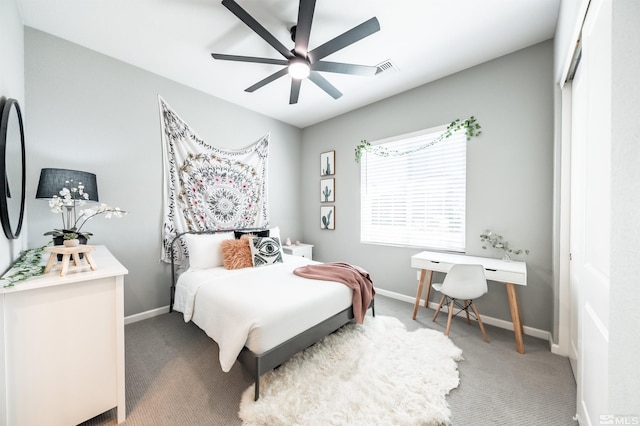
[432,264,490,343]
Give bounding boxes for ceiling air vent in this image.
[375,60,398,76]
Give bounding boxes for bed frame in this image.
[169,229,375,400]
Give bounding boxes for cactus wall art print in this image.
[320,151,335,176]
[320,206,335,230]
[320,178,335,202]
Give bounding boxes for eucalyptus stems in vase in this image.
[480,230,529,261]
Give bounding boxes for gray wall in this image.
[21,28,555,333]
[301,41,554,332]
[0,0,29,272]
[24,28,303,317]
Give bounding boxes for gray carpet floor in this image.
[82,295,577,425]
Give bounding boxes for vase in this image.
[53,234,88,260]
[63,239,80,247]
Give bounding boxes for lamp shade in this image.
[36,168,99,202]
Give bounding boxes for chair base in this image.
[433,296,489,343]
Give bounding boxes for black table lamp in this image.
[36,168,99,229]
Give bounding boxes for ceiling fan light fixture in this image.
[288,58,310,80]
[211,0,381,102]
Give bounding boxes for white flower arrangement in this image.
[480,230,529,260]
[44,179,127,240]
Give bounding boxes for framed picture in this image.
[320,151,335,176]
[320,206,335,230]
[320,178,335,202]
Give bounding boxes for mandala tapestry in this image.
[159,96,269,263]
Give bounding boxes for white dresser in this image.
[0,246,128,425]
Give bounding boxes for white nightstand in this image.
[282,243,313,259]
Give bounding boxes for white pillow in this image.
[269,226,281,240]
[184,232,234,269]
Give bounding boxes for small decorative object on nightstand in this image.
[282,243,313,259]
[44,245,97,276]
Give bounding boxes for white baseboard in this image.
[550,343,562,355]
[124,305,170,325]
[376,288,555,347]
[125,291,559,352]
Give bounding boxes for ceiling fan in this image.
[211,0,381,104]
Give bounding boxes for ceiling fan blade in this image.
[212,53,289,66]
[245,67,289,93]
[308,71,342,99]
[311,61,377,76]
[293,0,316,57]
[289,79,302,104]
[222,0,293,59]
[308,17,380,63]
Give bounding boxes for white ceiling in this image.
[17,0,560,128]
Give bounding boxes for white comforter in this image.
[173,254,352,372]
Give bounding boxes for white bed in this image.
[173,254,352,372]
[169,229,374,400]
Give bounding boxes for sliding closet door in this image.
[569,62,583,381]
[569,0,611,423]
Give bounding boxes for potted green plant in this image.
[62,232,80,247]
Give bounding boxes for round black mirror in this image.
[0,98,26,239]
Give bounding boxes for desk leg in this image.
[412,269,433,320]
[424,270,433,308]
[412,269,426,320]
[505,283,525,354]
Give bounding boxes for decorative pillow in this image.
[234,229,269,239]
[249,237,283,267]
[184,232,234,270]
[220,238,253,270]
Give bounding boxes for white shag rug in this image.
[238,315,463,426]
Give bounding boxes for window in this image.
[360,125,466,252]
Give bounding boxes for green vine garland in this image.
[354,116,482,163]
[2,246,47,287]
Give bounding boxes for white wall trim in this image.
[556,81,574,357]
[558,0,591,87]
[125,291,560,353]
[124,305,170,325]
[376,287,557,351]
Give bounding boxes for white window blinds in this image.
[360,125,466,252]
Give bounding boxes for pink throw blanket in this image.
[293,262,375,324]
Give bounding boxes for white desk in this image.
[411,250,527,354]
[0,246,128,425]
